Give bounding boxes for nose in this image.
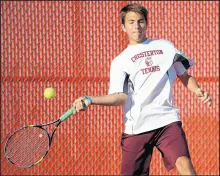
[134,21,141,29]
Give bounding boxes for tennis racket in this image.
[4,107,76,168]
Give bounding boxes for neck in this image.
[129,38,147,45]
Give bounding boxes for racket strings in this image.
[6,127,50,167]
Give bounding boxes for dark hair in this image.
[120,4,148,25]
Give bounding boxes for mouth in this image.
[133,31,142,34]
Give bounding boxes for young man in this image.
[73,4,212,176]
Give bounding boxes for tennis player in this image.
[73,3,212,175]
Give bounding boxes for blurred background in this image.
[1,1,219,175]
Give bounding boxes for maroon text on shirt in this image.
[131,50,163,62]
[141,66,160,74]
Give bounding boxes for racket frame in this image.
[4,107,75,168]
[4,119,62,168]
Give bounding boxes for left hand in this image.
[72,97,90,112]
[196,88,212,108]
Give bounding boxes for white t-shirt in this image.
[108,39,194,134]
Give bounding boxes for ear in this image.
[121,24,126,32]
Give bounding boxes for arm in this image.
[178,71,212,108]
[89,93,127,106]
[72,93,127,112]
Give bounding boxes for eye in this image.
[128,21,134,24]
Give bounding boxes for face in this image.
[122,11,147,45]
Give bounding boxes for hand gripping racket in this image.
[4,108,76,168]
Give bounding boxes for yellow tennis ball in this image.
[44,88,56,99]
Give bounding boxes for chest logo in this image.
[145,57,153,67]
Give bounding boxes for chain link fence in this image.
[1,1,219,175]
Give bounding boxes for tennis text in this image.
[141,66,160,74]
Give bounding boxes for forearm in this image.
[178,73,201,95]
[73,92,127,112]
[185,76,201,95]
[90,93,127,106]
[178,72,212,107]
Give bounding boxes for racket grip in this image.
[60,108,76,121]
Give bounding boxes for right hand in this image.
[72,97,91,112]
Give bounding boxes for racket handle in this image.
[60,108,76,121]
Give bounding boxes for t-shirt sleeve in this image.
[173,48,195,76]
[108,59,129,94]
